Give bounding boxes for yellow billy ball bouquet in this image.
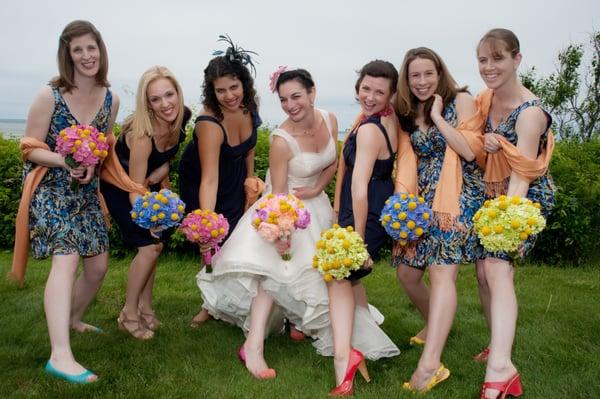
[313,224,369,282]
[473,195,546,254]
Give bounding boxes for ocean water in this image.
[0,119,26,138]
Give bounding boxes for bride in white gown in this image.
[197,68,399,379]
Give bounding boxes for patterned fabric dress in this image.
[478,99,555,261]
[393,100,485,269]
[26,86,112,259]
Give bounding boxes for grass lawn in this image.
[0,250,599,398]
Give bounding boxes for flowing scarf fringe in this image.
[484,178,509,198]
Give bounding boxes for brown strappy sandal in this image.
[139,309,162,331]
[117,311,154,340]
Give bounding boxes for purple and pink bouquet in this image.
[251,193,311,260]
[180,209,229,272]
[55,124,109,190]
[130,189,186,238]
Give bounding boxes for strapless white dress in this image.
[198,109,399,360]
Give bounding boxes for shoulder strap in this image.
[270,128,300,155]
[515,100,553,132]
[195,115,227,142]
[318,109,333,137]
[359,118,394,157]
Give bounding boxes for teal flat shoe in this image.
[45,360,97,384]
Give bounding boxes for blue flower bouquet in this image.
[380,193,432,246]
[130,189,186,238]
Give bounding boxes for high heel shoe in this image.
[480,372,523,398]
[138,308,162,331]
[409,335,426,346]
[329,348,370,397]
[402,364,450,393]
[117,311,154,340]
[45,360,97,384]
[473,347,490,362]
[237,346,276,380]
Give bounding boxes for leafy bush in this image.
[0,137,21,248]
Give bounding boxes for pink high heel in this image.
[237,346,276,380]
[480,372,523,398]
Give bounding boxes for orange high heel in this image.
[237,346,276,380]
[474,347,490,362]
[480,372,523,398]
[329,348,370,397]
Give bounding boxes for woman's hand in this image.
[68,164,94,184]
[430,94,444,121]
[332,209,339,224]
[292,186,317,200]
[484,133,503,153]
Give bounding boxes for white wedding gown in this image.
[197,109,399,360]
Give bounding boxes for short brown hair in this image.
[355,60,398,94]
[477,28,520,59]
[50,20,110,92]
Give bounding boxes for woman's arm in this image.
[268,136,292,194]
[126,134,152,204]
[431,93,477,161]
[351,124,381,239]
[145,162,169,186]
[197,121,224,211]
[245,148,255,178]
[506,106,547,197]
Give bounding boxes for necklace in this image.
[290,114,321,137]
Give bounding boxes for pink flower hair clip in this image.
[269,65,288,93]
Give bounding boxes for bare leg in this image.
[408,264,458,389]
[70,251,108,332]
[45,254,96,381]
[242,283,275,377]
[352,281,368,309]
[328,279,355,385]
[397,264,429,340]
[475,259,492,332]
[139,266,160,329]
[482,258,518,398]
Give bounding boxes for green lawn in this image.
[0,251,599,398]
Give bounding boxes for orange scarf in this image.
[394,99,486,230]
[477,89,555,196]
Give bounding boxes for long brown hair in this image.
[50,20,110,92]
[477,28,520,59]
[395,47,466,132]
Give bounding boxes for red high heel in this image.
[237,346,276,380]
[480,372,523,398]
[473,347,490,362]
[329,348,370,397]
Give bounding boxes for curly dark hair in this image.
[202,56,259,121]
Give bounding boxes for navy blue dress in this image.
[339,115,396,279]
[100,113,189,248]
[179,111,261,234]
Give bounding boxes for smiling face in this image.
[278,79,315,122]
[69,33,100,79]
[213,75,244,112]
[357,75,392,116]
[407,57,439,102]
[477,40,521,90]
[147,77,180,124]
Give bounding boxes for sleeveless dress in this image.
[478,100,555,261]
[338,114,396,279]
[393,100,485,269]
[26,86,112,259]
[179,111,261,233]
[198,109,400,360]
[100,121,187,248]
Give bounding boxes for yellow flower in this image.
[409,194,415,199]
[398,240,407,246]
[170,213,179,221]
[332,223,340,229]
[498,195,508,201]
[337,232,346,239]
[93,149,101,156]
[210,230,218,237]
[177,205,185,212]
[398,212,407,220]
[533,202,541,209]
[88,142,96,150]
[327,246,336,254]
[415,227,424,236]
[408,202,417,210]
[324,273,333,282]
[316,240,325,249]
[481,226,492,236]
[342,240,350,249]
[510,219,521,229]
[519,232,529,240]
[158,212,165,219]
[407,221,416,230]
[423,212,430,220]
[219,228,225,234]
[484,200,491,208]
[399,231,408,239]
[151,215,158,222]
[325,231,334,239]
[343,258,353,267]
[488,209,498,218]
[131,212,137,219]
[527,218,537,226]
[346,226,354,232]
[494,225,504,234]
[511,196,522,205]
[392,222,400,229]
[153,204,160,211]
[498,201,509,210]
[400,193,407,200]
[193,209,201,215]
[383,215,391,222]
[394,203,401,210]
[191,224,197,231]
[418,196,425,203]
[75,139,81,146]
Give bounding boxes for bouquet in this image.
[473,195,546,255]
[180,209,229,272]
[55,124,109,190]
[251,193,311,260]
[130,189,186,238]
[380,193,432,246]
[313,224,369,282]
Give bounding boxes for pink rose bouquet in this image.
[251,193,311,260]
[55,124,109,191]
[180,209,229,272]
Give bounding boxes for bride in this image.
[197,68,399,379]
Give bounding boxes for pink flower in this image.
[295,209,311,229]
[269,65,288,93]
[278,215,295,231]
[257,222,280,242]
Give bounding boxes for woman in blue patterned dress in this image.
[394,47,485,392]
[22,20,119,383]
[475,29,555,399]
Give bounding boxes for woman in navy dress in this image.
[20,20,119,383]
[100,66,189,340]
[179,41,261,327]
[394,47,485,393]
[329,60,399,396]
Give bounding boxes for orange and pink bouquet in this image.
[251,193,311,260]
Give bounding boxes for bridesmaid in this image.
[475,28,555,399]
[100,66,190,340]
[393,47,485,393]
[178,38,261,327]
[329,60,399,396]
[13,20,119,383]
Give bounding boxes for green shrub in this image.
[0,137,21,248]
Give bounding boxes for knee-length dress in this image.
[478,100,555,261]
[197,110,400,360]
[27,86,113,258]
[393,100,485,270]
[178,111,261,234]
[338,114,396,278]
[100,122,187,248]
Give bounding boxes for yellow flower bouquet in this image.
[473,195,546,254]
[313,224,369,282]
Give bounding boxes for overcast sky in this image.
[1,0,598,129]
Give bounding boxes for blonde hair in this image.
[124,66,185,142]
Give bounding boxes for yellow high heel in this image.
[402,364,450,393]
[409,335,426,346]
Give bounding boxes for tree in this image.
[521,31,600,141]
